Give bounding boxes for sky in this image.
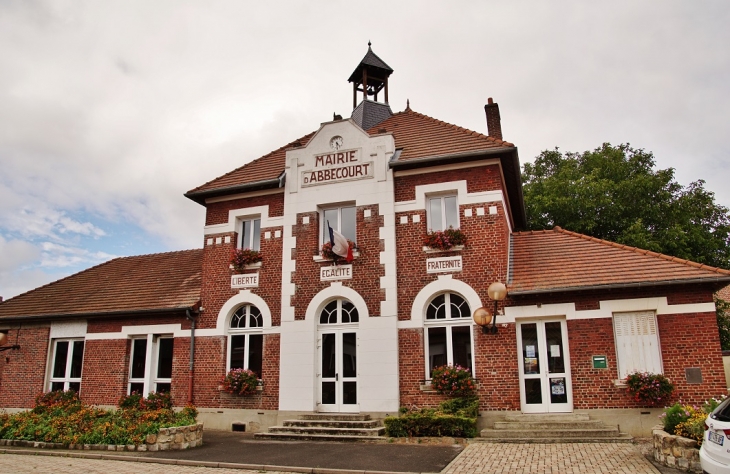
[1,0,729,300]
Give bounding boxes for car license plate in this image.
[709,430,725,446]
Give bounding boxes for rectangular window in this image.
[240,218,261,251]
[613,311,662,379]
[428,196,458,231]
[128,336,174,395]
[49,339,84,392]
[322,206,356,244]
[228,333,263,378]
[426,325,473,378]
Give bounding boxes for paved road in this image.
[0,442,670,474]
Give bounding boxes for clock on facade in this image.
[329,136,343,150]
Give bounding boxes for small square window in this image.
[428,196,458,231]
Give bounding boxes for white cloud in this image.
[0,0,729,300]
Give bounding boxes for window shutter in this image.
[613,311,662,379]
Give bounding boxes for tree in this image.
[716,296,730,351]
[522,143,730,269]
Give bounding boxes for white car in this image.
[701,397,730,474]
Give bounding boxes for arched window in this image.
[424,292,473,378]
[319,299,359,325]
[228,304,263,377]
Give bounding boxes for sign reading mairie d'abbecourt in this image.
[302,149,373,187]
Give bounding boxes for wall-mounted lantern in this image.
[472,281,508,334]
[0,330,20,352]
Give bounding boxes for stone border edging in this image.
[0,422,203,452]
[0,448,432,474]
[652,426,701,473]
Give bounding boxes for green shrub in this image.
[662,403,689,434]
[385,396,479,438]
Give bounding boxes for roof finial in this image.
[406,99,410,110]
[368,40,372,49]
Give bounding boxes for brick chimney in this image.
[484,98,502,140]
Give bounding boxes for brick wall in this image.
[80,339,129,405]
[393,164,503,202]
[0,327,49,408]
[291,205,385,320]
[189,334,279,410]
[205,192,284,226]
[567,311,726,408]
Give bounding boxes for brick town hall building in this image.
[1,46,729,437]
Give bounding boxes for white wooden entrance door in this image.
[318,329,358,412]
[517,319,573,413]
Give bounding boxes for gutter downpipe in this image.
[186,308,197,405]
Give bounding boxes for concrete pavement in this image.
[0,431,682,474]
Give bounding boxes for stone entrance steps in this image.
[477,413,633,443]
[254,414,386,442]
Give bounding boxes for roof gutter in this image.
[0,305,197,324]
[508,276,730,296]
[184,177,284,205]
[388,147,515,168]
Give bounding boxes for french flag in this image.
[328,221,353,263]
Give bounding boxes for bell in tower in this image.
[349,42,394,130]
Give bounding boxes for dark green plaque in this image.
[592,355,608,369]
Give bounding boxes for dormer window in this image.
[239,218,261,251]
[428,196,458,231]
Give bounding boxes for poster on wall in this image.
[525,345,536,358]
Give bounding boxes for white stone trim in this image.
[215,290,273,330]
[392,158,500,177]
[204,188,284,204]
[304,283,370,322]
[49,320,87,339]
[405,275,483,326]
[502,298,716,324]
[394,180,504,214]
[203,205,284,236]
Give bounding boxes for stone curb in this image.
[0,449,428,474]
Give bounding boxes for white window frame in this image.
[48,338,85,392]
[227,304,264,377]
[128,334,173,395]
[613,311,663,380]
[426,194,459,232]
[320,205,357,245]
[238,217,261,251]
[423,292,474,379]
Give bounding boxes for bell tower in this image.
[348,43,394,130]
[348,42,394,109]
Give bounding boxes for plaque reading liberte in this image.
[426,256,463,273]
[320,265,353,281]
[231,273,259,289]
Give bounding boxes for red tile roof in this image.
[0,249,202,320]
[509,227,730,295]
[186,108,514,197]
[372,108,513,161]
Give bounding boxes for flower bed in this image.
[0,390,198,448]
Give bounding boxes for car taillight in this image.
[724,429,730,437]
[705,421,709,431]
